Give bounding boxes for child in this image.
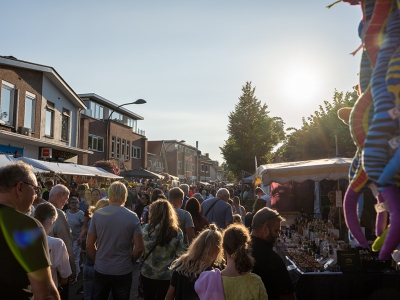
[165,224,223,300]
[195,223,268,300]
[34,202,71,288]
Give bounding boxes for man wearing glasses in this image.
[0,162,60,300]
[251,208,296,300]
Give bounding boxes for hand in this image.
[77,237,82,245]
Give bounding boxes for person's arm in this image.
[279,293,297,300]
[185,227,195,244]
[86,233,97,262]
[77,215,89,245]
[225,205,233,228]
[55,212,76,279]
[28,267,60,300]
[165,285,176,300]
[131,234,144,263]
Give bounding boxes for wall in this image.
[41,74,79,148]
[0,65,43,137]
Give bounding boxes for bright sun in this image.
[279,64,322,105]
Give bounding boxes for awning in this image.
[255,157,352,186]
[78,165,123,179]
[17,157,95,176]
[0,131,93,155]
[120,168,162,179]
[0,154,48,174]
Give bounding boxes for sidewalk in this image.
[69,262,143,300]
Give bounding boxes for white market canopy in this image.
[255,157,353,186]
[77,165,123,179]
[0,154,48,174]
[18,157,95,176]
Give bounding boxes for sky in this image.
[1,0,362,164]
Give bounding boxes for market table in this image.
[275,242,400,300]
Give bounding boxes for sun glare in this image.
[279,65,322,105]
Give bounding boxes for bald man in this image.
[200,188,233,229]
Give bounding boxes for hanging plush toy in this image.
[340,0,400,260]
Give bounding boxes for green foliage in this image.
[279,89,358,162]
[220,82,285,179]
[221,162,236,183]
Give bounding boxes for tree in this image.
[221,162,236,183]
[220,82,285,179]
[279,89,358,161]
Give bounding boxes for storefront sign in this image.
[0,144,24,157]
[41,148,52,159]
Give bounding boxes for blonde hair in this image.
[170,224,223,280]
[223,223,254,273]
[233,214,242,223]
[89,199,109,217]
[108,181,127,204]
[148,199,179,246]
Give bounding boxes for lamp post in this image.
[106,99,146,160]
[163,140,185,174]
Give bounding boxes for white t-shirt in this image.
[47,236,72,287]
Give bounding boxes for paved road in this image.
[70,262,143,300]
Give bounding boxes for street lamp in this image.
[106,99,146,159]
[163,140,185,174]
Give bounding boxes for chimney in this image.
[206,153,209,158]
[196,141,198,149]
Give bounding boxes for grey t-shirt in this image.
[174,208,194,245]
[65,209,85,240]
[201,197,233,229]
[88,205,142,275]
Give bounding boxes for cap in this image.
[70,182,78,188]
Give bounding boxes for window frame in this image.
[61,108,70,141]
[111,137,115,158]
[1,80,15,126]
[88,134,104,152]
[116,138,121,159]
[45,101,55,137]
[132,146,141,159]
[24,91,36,132]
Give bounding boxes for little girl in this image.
[165,224,224,300]
[34,202,71,288]
[195,223,268,300]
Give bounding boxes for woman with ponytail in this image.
[195,223,268,300]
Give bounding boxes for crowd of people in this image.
[0,161,296,300]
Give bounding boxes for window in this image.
[83,101,104,119]
[45,101,55,137]
[88,134,104,152]
[192,163,195,171]
[61,109,70,141]
[127,118,137,133]
[122,139,125,159]
[111,137,115,158]
[178,161,182,169]
[116,138,121,159]
[24,92,36,132]
[1,81,14,125]
[126,141,130,160]
[110,111,123,123]
[148,160,152,167]
[132,146,141,159]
